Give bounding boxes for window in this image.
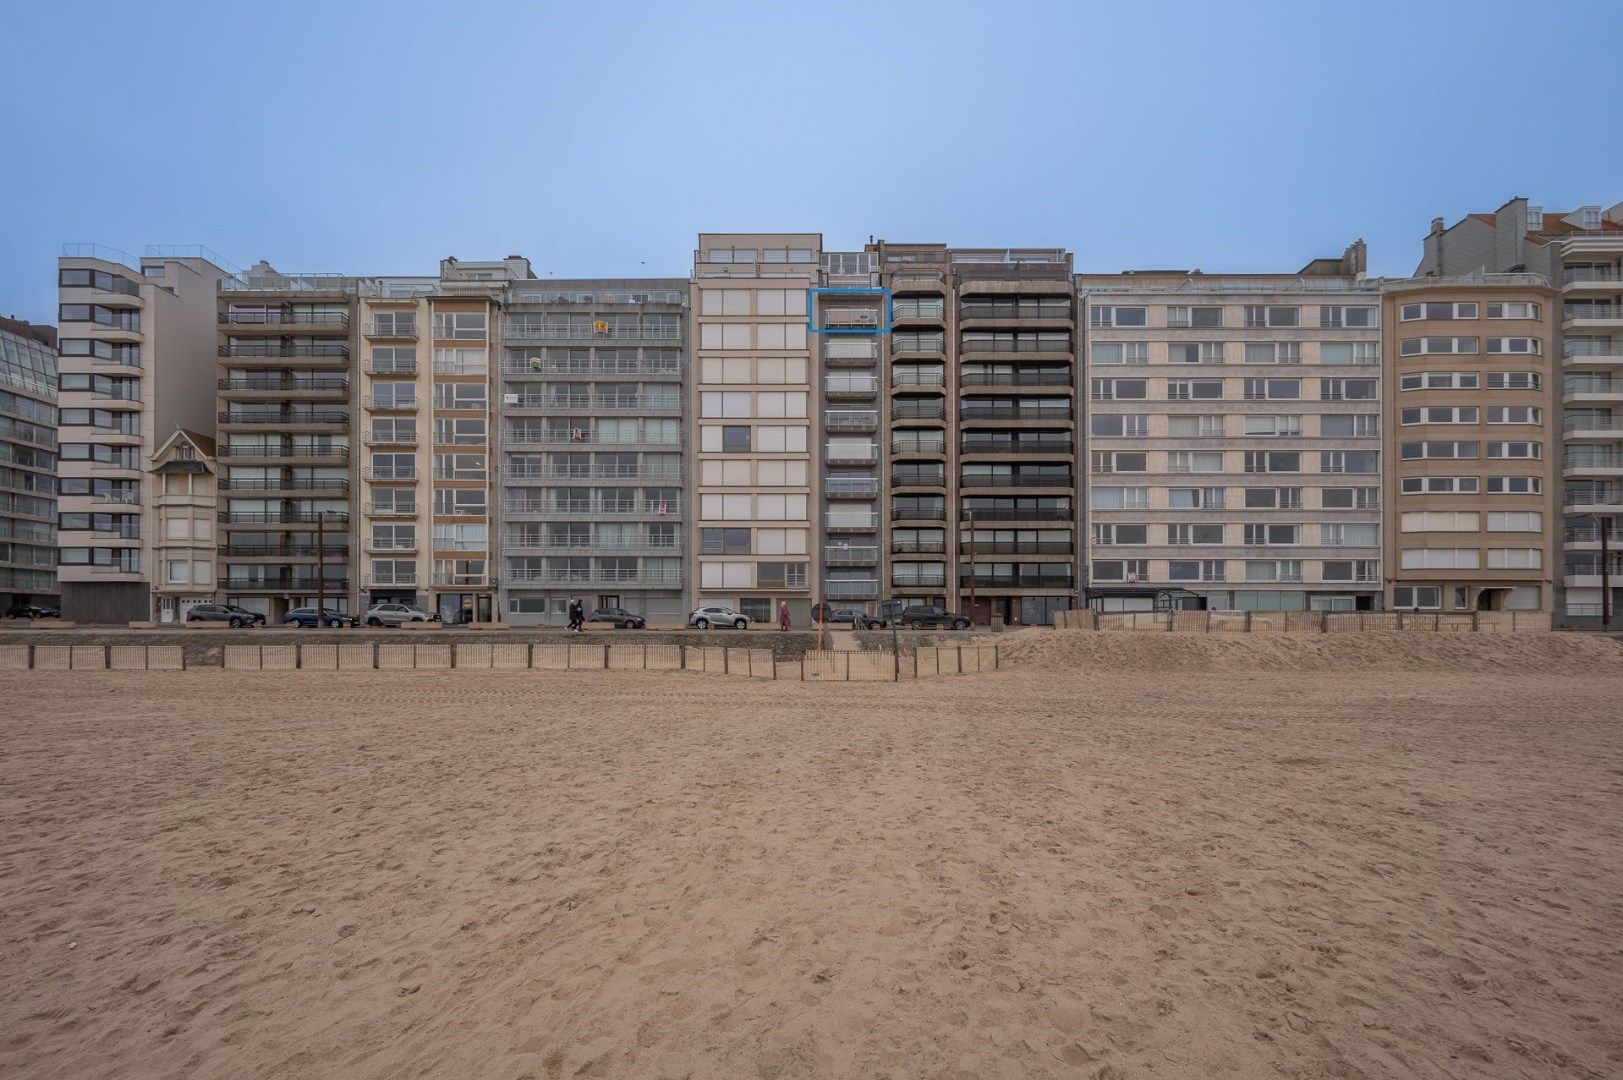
[1243,378,1299,400]
[433,347,487,373]
[1243,487,1302,509]
[1090,486,1148,510]
[432,312,487,339]
[1487,372,1540,390]
[1486,476,1540,494]
[1167,523,1225,545]
[1394,586,1441,610]
[1243,415,1301,437]
[1486,337,1540,355]
[1401,406,1478,425]
[1320,306,1376,328]
[1168,560,1225,582]
[1320,523,1379,546]
[1400,441,1477,459]
[1090,451,1147,473]
[1320,414,1378,437]
[370,381,417,408]
[1320,342,1379,365]
[1322,560,1379,582]
[432,488,487,516]
[1089,306,1146,328]
[1487,406,1541,424]
[722,425,751,452]
[1167,414,1224,437]
[1400,302,1478,321]
[1244,306,1299,327]
[1166,305,1223,328]
[1091,523,1148,546]
[1320,486,1378,509]
[1168,379,1223,400]
[1243,524,1301,546]
[433,453,487,480]
[371,311,416,336]
[1090,342,1148,365]
[1486,511,1541,532]
[1244,560,1302,582]
[1090,559,1148,582]
[1091,379,1147,400]
[1487,302,1539,320]
[433,382,486,409]
[1321,450,1378,474]
[1486,441,1541,459]
[1167,450,1224,472]
[1400,476,1479,495]
[1090,414,1148,437]
[1400,337,1479,356]
[433,418,485,445]
[1320,378,1377,401]
[1243,343,1302,365]
[1486,548,1542,569]
[1401,511,1479,532]
[1167,343,1207,365]
[1168,487,1225,509]
[1400,371,1478,390]
[1400,548,1480,569]
[1243,451,1299,473]
[433,523,488,550]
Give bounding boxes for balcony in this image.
[1564,304,1623,326]
[219,311,350,331]
[363,322,418,340]
[218,376,349,397]
[364,360,419,377]
[365,503,418,519]
[1563,267,1623,289]
[960,406,1073,423]
[218,477,350,494]
[960,574,1074,589]
[218,444,349,462]
[822,308,882,330]
[824,476,879,498]
[825,409,878,432]
[823,340,880,367]
[219,510,352,525]
[961,507,1072,522]
[1564,379,1623,404]
[364,575,419,589]
[500,358,683,379]
[825,375,879,400]
[502,500,681,520]
[1565,452,1623,476]
[824,511,879,533]
[365,396,420,411]
[362,541,419,555]
[960,370,1072,389]
[892,401,946,421]
[891,300,946,323]
[501,465,682,484]
[222,577,350,591]
[219,544,347,558]
[961,541,1073,556]
[503,396,682,415]
[501,323,682,343]
[823,579,879,599]
[1563,417,1623,440]
[891,506,947,521]
[890,334,946,356]
[506,538,682,555]
[824,545,878,566]
[500,568,684,587]
[891,576,948,591]
[892,472,946,488]
[501,430,681,450]
[892,438,946,456]
[1562,486,1623,514]
[891,371,946,388]
[217,344,351,365]
[219,410,349,430]
[960,473,1074,488]
[825,442,878,465]
[363,467,418,482]
[364,430,419,447]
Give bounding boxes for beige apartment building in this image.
[1415,196,1620,620]
[1078,246,1384,613]
[689,235,820,625]
[56,246,226,622]
[149,428,217,622]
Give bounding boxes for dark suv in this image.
[4,602,61,620]
[589,607,646,629]
[283,606,360,628]
[811,603,879,630]
[185,603,266,628]
[899,604,971,630]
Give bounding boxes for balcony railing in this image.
[502,430,681,448]
[892,472,946,487]
[365,503,418,518]
[824,477,879,497]
[960,406,1073,422]
[503,396,681,414]
[824,546,878,565]
[825,512,879,531]
[222,577,350,590]
[500,358,683,378]
[825,375,880,396]
[892,438,946,455]
[365,431,418,445]
[500,568,684,586]
[364,574,420,587]
[1565,304,1622,321]
[960,473,1074,488]
[960,574,1074,588]
[825,409,878,431]
[891,371,946,388]
[505,538,681,553]
[218,445,350,459]
[960,541,1073,556]
[219,544,348,558]
[503,500,681,519]
[502,323,682,341]
[364,322,418,339]
[824,579,879,598]
[1564,417,1623,433]
[1564,268,1623,284]
[891,506,947,520]
[825,443,879,464]
[219,511,352,524]
[893,402,946,420]
[218,478,349,492]
[501,465,681,482]
[218,345,350,358]
[219,311,350,327]
[961,507,1072,522]
[219,411,349,425]
[960,371,1072,388]
[365,396,419,411]
[218,377,349,393]
[363,467,417,481]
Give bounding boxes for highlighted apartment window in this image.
[808,287,892,335]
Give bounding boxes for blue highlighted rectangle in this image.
[807,287,892,334]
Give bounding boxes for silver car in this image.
[687,605,750,630]
[364,602,440,627]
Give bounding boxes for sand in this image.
[2,636,1621,1079]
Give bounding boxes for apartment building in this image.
[0,317,59,611]
[690,235,820,626]
[357,257,526,624]
[496,277,686,627]
[1415,196,1616,619]
[812,252,885,610]
[215,263,358,620]
[149,428,217,622]
[56,246,225,622]
[1078,246,1385,613]
[874,243,1079,626]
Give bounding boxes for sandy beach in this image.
[3,632,1621,1079]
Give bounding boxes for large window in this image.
[433,312,488,340]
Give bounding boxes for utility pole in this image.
[315,510,327,625]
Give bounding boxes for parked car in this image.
[184,603,266,628]
[364,603,439,627]
[811,603,880,630]
[898,604,971,630]
[871,599,908,628]
[589,606,646,629]
[4,602,61,620]
[687,605,750,630]
[283,606,361,628]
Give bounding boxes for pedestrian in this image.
[568,599,583,632]
[778,600,790,632]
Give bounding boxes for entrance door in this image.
[438,594,465,624]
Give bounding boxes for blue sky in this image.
[3,0,1620,324]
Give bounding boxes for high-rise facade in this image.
[0,316,59,611]
[56,246,225,622]
[215,263,358,620]
[1415,196,1620,621]
[1078,247,1386,613]
[496,277,687,626]
[690,235,821,626]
